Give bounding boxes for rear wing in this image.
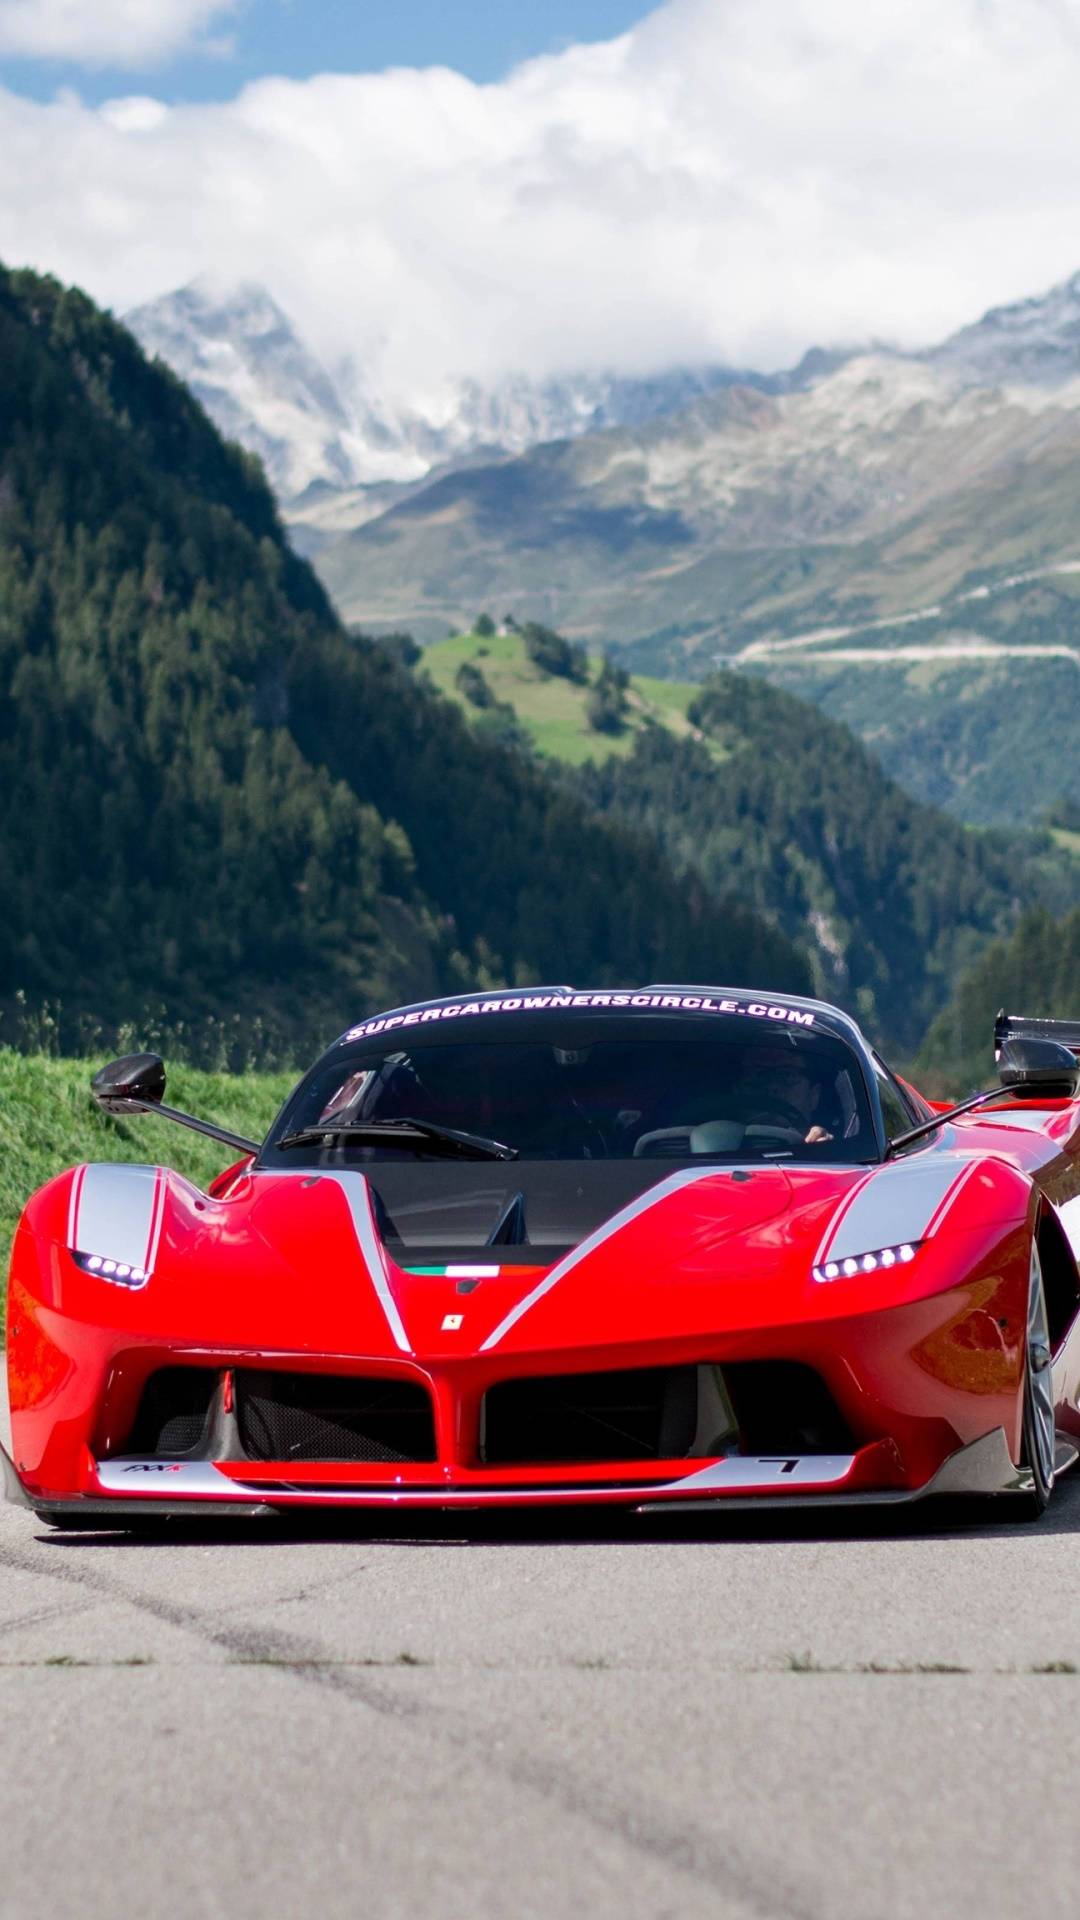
[994,1009,1080,1059]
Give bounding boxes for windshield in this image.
[263,1015,878,1166]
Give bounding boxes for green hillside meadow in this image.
[419,626,709,767]
[0,1050,294,1332]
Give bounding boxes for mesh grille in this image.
[482,1367,698,1464]
[127,1368,217,1457]
[235,1372,436,1463]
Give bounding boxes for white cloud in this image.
[0,0,239,67]
[2,0,1080,392]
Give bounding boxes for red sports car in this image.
[5,987,1080,1528]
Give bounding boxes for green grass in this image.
[0,1050,296,1319]
[420,629,711,767]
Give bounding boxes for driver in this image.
[739,1047,834,1144]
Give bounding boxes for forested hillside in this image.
[917,908,1080,1091]
[0,265,806,1061]
[577,674,1076,1054]
[395,623,1080,1053]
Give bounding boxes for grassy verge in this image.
[0,1050,296,1325]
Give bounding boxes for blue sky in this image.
[0,1,653,103]
[0,0,1076,393]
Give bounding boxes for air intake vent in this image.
[481,1361,853,1465]
[482,1366,698,1464]
[127,1367,218,1457]
[235,1371,437,1463]
[721,1361,854,1455]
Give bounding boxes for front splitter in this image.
[4,1428,1059,1524]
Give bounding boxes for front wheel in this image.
[1019,1241,1056,1517]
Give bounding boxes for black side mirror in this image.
[90,1053,166,1114]
[998,1036,1078,1096]
[87,1052,259,1155]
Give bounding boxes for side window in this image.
[872,1056,918,1143]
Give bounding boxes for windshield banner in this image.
[342,992,816,1044]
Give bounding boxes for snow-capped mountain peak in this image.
[125,277,840,502]
[126,265,1080,514]
[928,269,1080,387]
[127,278,364,497]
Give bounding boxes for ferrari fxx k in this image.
[6,988,1080,1527]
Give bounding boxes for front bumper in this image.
[3,1427,1057,1525]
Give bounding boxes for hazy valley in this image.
[128,270,1080,829]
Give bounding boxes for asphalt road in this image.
[4,1377,1080,1920]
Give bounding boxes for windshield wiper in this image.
[885,1084,1019,1157]
[275,1116,519,1161]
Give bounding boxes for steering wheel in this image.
[527,1105,610,1158]
[741,1097,809,1143]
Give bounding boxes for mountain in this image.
[125,280,374,499]
[316,340,1080,641]
[127,267,1080,829]
[926,271,1080,388]
[312,349,1080,640]
[126,277,840,505]
[419,623,1080,1054]
[311,269,1080,822]
[0,263,808,1062]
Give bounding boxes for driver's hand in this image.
[804,1125,833,1143]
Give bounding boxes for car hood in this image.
[51,1151,1028,1361]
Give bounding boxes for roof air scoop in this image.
[487,1191,528,1247]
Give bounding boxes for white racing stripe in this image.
[68,1163,165,1275]
[817,1157,979,1266]
[66,1164,86,1251]
[245,1169,414,1352]
[319,1172,412,1354]
[479,1166,727,1352]
[921,1160,983,1237]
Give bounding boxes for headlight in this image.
[812,1241,920,1283]
[71,1250,150,1288]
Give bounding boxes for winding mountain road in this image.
[3,1359,1080,1920]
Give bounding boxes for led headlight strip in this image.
[811,1159,977,1286]
[67,1162,165,1289]
[812,1241,920,1283]
[71,1249,150,1288]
